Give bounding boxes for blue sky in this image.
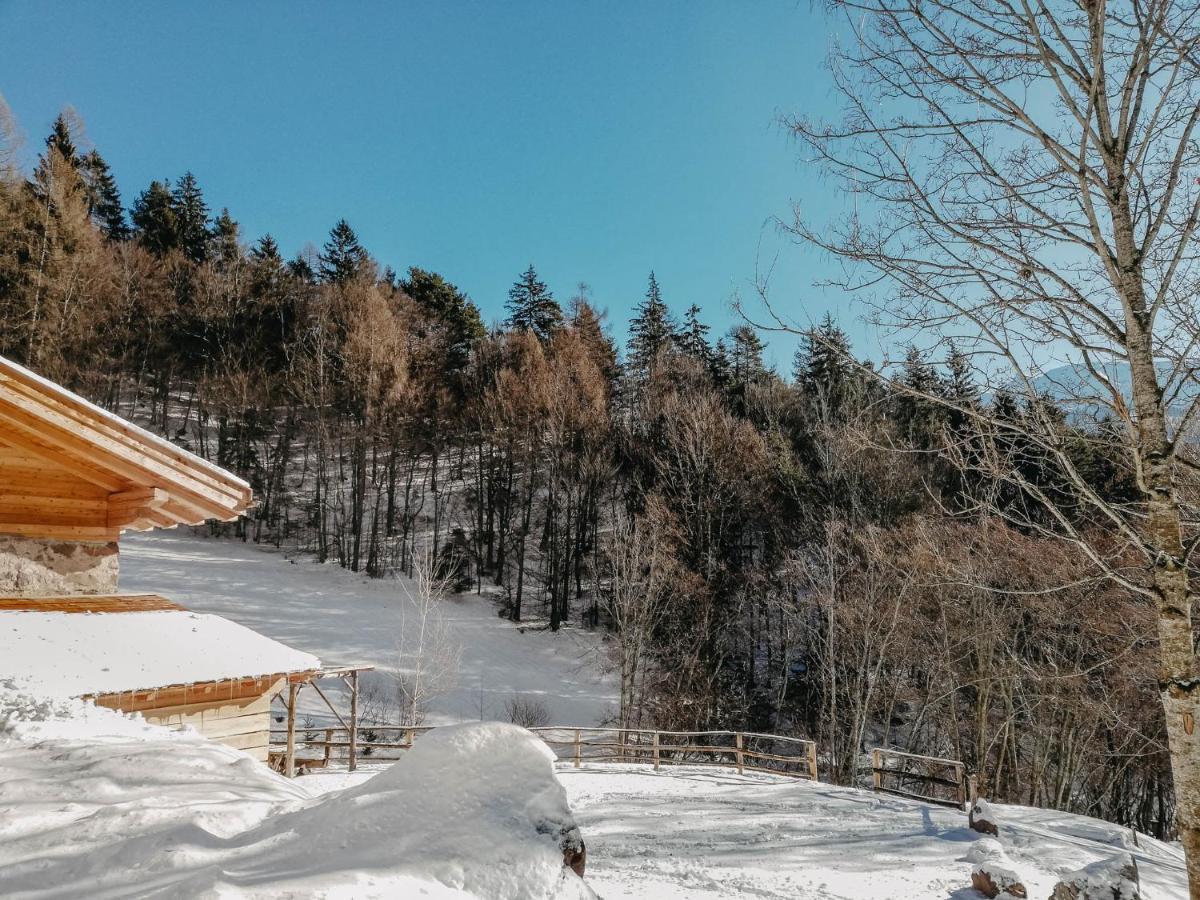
[0,0,867,370]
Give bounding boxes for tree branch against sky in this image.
[774,0,1200,891]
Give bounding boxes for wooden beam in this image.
[349,670,359,773]
[0,396,246,516]
[285,682,298,778]
[0,523,118,541]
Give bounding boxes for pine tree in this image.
[626,271,675,381]
[710,337,732,387]
[131,180,179,256]
[210,208,240,263]
[78,150,128,240]
[676,303,712,365]
[505,264,561,341]
[252,234,282,263]
[897,344,939,444]
[795,313,856,417]
[44,113,78,168]
[402,267,485,370]
[729,325,767,385]
[319,219,367,284]
[172,172,210,263]
[943,342,978,406]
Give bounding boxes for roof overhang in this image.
[0,355,253,535]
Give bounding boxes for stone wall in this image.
[0,535,119,596]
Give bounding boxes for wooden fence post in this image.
[966,773,978,810]
[348,670,359,772]
[735,732,744,775]
[807,741,818,782]
[323,727,332,766]
[653,731,660,771]
[871,748,882,792]
[285,682,297,779]
[574,729,581,768]
[405,727,414,750]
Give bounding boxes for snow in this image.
[119,530,617,725]
[0,607,320,697]
[550,766,1188,899]
[0,685,593,899]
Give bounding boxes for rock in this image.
[970,797,1000,836]
[563,838,587,878]
[1049,853,1140,900]
[971,863,1027,898]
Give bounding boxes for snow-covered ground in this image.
[119,530,617,726]
[0,686,592,899]
[558,766,1187,899]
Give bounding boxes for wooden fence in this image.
[869,747,968,807]
[269,724,819,780]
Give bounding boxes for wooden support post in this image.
[348,670,359,772]
[405,727,414,750]
[871,749,882,792]
[574,729,581,768]
[653,731,660,771]
[807,741,818,782]
[285,682,298,779]
[966,774,978,810]
[735,732,744,775]
[324,728,333,766]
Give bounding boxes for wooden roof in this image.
[0,355,253,539]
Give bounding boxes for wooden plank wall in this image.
[93,676,285,762]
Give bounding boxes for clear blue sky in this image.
[0,0,866,370]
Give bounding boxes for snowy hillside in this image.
[119,530,617,726]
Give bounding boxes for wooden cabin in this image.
[0,355,322,761]
[0,593,320,760]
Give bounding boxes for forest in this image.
[0,107,1175,839]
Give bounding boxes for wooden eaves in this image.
[0,355,253,540]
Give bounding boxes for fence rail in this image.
[269,724,819,780]
[870,747,967,807]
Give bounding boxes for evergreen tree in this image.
[402,267,485,371]
[210,208,240,263]
[78,150,128,239]
[505,264,561,341]
[172,172,210,263]
[795,313,856,418]
[942,342,978,407]
[131,180,179,256]
[676,303,712,364]
[319,218,367,283]
[896,344,940,444]
[252,234,282,264]
[729,325,767,385]
[626,271,675,381]
[710,337,733,388]
[44,113,78,167]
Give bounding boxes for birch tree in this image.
[782,0,1200,889]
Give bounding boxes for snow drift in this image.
[0,685,592,899]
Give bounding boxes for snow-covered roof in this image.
[0,595,320,697]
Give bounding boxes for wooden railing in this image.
[870,748,967,807]
[270,724,819,780]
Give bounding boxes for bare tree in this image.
[600,498,678,730]
[778,0,1200,889]
[394,548,462,727]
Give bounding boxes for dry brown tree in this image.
[776,0,1200,889]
